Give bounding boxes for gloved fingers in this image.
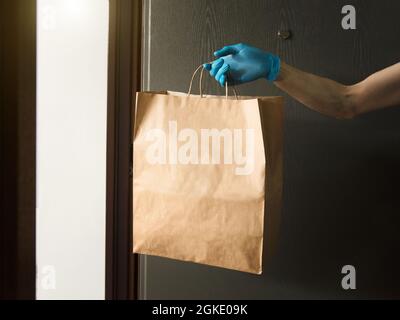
[203,58,222,72]
[214,44,241,57]
[219,74,227,87]
[209,58,224,77]
[215,63,230,87]
[203,63,212,71]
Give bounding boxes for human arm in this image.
[204,43,400,119]
[275,61,400,118]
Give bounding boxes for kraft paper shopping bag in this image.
[132,66,283,274]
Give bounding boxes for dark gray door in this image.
[139,0,400,299]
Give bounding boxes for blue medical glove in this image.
[203,43,281,87]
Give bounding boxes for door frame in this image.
[0,0,141,300]
[105,0,142,300]
[0,0,37,300]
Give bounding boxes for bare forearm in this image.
[354,63,400,114]
[274,62,356,118]
[274,62,400,119]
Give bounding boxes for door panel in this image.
[140,0,400,299]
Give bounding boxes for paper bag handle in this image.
[187,64,239,100]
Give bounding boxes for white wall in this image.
[36,0,109,300]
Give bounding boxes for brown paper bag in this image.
[133,69,283,274]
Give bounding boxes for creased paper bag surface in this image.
[133,91,283,274]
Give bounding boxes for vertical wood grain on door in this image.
[140,0,400,299]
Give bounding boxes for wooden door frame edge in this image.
[106,0,142,300]
[0,0,36,300]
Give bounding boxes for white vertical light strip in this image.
[36,0,109,300]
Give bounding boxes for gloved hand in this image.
[203,43,281,87]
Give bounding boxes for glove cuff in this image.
[266,54,281,81]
